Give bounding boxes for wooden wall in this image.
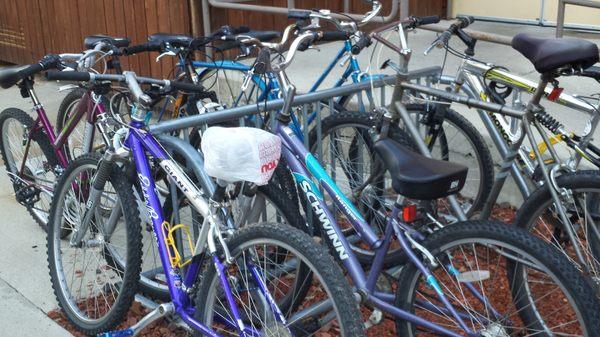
[0,0,445,76]
[0,0,191,77]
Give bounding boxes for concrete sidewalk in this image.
[0,82,70,336]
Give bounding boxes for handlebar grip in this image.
[45,71,91,82]
[319,31,351,42]
[19,63,44,80]
[419,16,440,25]
[351,34,372,55]
[231,25,250,35]
[456,16,474,29]
[123,42,162,55]
[170,80,206,93]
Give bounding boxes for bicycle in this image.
[145,25,600,336]
[408,17,600,286]
[0,45,125,229]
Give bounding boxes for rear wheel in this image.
[395,220,600,337]
[0,107,59,229]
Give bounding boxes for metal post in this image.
[556,0,567,37]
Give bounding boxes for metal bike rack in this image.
[419,22,513,46]
[556,0,600,37]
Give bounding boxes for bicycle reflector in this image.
[548,86,564,101]
[402,204,417,222]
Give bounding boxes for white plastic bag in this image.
[201,127,281,185]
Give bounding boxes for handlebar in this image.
[45,70,207,105]
[123,41,163,55]
[423,16,474,55]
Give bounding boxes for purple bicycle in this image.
[0,39,127,229]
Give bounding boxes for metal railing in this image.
[200,0,405,40]
[556,0,600,37]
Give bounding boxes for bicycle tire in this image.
[194,222,366,337]
[514,170,600,281]
[395,220,600,336]
[47,153,142,335]
[0,107,60,230]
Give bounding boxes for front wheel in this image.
[47,154,142,335]
[395,220,600,337]
[194,222,366,337]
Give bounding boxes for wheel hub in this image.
[260,322,292,337]
[480,322,510,337]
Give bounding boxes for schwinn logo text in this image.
[138,173,159,220]
[300,180,349,260]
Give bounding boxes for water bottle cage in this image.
[162,221,196,269]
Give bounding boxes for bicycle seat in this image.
[0,65,31,89]
[84,35,130,49]
[215,30,282,52]
[373,138,467,200]
[148,33,194,48]
[511,33,599,74]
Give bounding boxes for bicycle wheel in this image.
[397,104,494,217]
[47,153,142,335]
[137,181,309,303]
[514,170,600,287]
[308,110,419,266]
[0,107,59,229]
[194,222,366,337]
[56,88,109,160]
[395,220,600,336]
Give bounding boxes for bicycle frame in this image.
[441,58,600,196]
[272,103,498,337]
[19,81,107,171]
[116,120,288,337]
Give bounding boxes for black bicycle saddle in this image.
[373,138,468,200]
[511,33,599,74]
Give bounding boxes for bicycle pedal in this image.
[97,328,133,337]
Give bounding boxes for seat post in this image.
[529,76,550,108]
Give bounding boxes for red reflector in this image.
[548,87,564,102]
[402,204,417,222]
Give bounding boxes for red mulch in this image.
[49,204,520,337]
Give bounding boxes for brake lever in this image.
[156,50,177,62]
